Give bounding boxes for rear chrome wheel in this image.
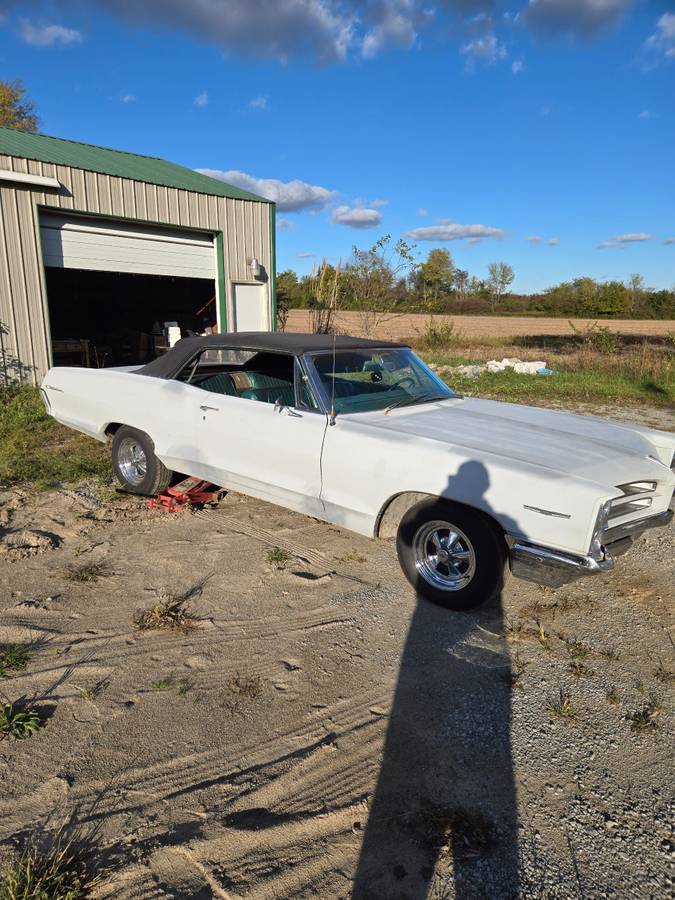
[396,499,506,611]
[116,437,147,487]
[111,426,172,496]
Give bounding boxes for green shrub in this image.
[0,386,108,489]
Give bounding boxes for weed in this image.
[653,659,674,685]
[599,646,620,661]
[547,688,575,720]
[505,652,529,688]
[565,640,590,660]
[569,660,594,679]
[606,686,620,705]
[503,618,525,641]
[418,318,463,351]
[134,592,198,633]
[64,562,109,583]
[0,644,31,677]
[267,546,292,569]
[626,696,663,733]
[404,798,496,860]
[635,679,647,695]
[150,678,171,692]
[176,678,191,697]
[227,672,263,700]
[536,620,553,652]
[74,686,95,702]
[0,837,98,900]
[0,701,44,740]
[570,321,619,355]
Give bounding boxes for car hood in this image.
[358,397,675,487]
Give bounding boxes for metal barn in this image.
[0,126,276,383]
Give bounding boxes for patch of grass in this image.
[0,701,44,740]
[606,686,620,705]
[0,837,98,900]
[503,618,525,642]
[536,620,553,652]
[404,798,496,861]
[599,646,620,661]
[565,639,590,660]
[134,592,199,633]
[267,546,292,569]
[150,678,171,692]
[569,660,594,679]
[227,672,263,700]
[505,652,529,689]
[64,562,109,583]
[547,688,575,721]
[0,644,31,677]
[0,385,109,490]
[424,341,675,407]
[626,696,663,733]
[176,677,191,698]
[653,659,674,685]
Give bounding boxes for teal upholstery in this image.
[239,385,295,406]
[199,373,237,395]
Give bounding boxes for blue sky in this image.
[1,1,674,292]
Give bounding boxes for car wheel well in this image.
[375,491,505,540]
[103,422,124,440]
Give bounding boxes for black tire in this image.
[396,498,507,611]
[111,426,172,496]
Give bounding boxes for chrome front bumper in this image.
[508,508,673,588]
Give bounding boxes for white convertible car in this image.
[41,333,674,610]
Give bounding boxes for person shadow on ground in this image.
[352,461,522,899]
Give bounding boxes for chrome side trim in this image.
[523,504,571,519]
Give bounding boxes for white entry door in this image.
[233,283,268,331]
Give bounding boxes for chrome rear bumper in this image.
[508,508,673,588]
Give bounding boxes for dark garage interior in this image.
[45,268,216,368]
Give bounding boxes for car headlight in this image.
[590,500,612,560]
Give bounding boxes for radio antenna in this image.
[329,258,341,426]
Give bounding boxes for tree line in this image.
[278,239,675,321]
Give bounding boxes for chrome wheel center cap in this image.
[437,548,450,563]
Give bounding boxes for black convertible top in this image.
[137,331,407,379]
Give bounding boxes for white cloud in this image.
[461,32,507,66]
[664,237,675,245]
[645,13,675,61]
[19,20,83,46]
[547,236,560,245]
[277,217,296,231]
[526,235,543,245]
[416,208,429,217]
[249,94,269,110]
[196,169,336,212]
[194,91,209,108]
[597,232,652,249]
[511,58,524,73]
[331,205,383,229]
[524,0,631,39]
[297,251,316,258]
[637,109,651,119]
[370,197,389,208]
[362,0,419,59]
[121,94,136,104]
[405,223,506,242]
[84,0,357,62]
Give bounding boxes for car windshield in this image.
[309,347,454,414]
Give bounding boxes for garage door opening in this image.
[40,212,218,367]
[45,268,216,368]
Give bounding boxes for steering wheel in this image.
[392,376,416,391]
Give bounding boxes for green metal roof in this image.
[0,126,272,203]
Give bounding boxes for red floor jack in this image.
[147,477,224,513]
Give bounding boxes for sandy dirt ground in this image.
[0,406,673,899]
[285,310,675,341]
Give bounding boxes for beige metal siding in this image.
[0,154,273,383]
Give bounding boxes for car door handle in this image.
[199,404,219,412]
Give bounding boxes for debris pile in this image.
[431,358,554,378]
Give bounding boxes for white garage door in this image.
[40,213,215,279]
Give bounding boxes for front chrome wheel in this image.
[412,520,476,592]
[117,436,147,486]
